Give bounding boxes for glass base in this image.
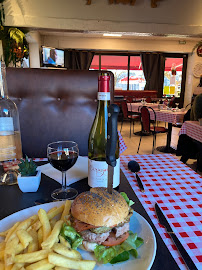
[0,170,18,185]
[51,187,78,201]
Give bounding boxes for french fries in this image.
[0,203,96,270]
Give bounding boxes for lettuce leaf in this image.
[120,192,135,206]
[60,224,83,249]
[94,231,144,264]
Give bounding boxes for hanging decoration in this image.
[192,40,202,57]
[86,0,161,7]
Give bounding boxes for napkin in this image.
[37,156,88,185]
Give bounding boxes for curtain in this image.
[64,49,95,70]
[141,53,164,96]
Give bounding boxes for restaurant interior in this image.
[0,0,202,270]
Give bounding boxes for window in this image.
[163,57,183,98]
[90,54,146,91]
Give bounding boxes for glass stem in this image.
[62,171,66,190]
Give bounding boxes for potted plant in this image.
[17,156,41,192]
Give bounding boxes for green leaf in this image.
[120,192,134,206]
[110,251,130,264]
[60,224,83,250]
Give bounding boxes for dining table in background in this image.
[127,102,166,112]
[129,104,187,153]
[179,121,202,144]
[179,121,202,171]
[121,154,202,270]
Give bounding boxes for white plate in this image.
[0,201,157,270]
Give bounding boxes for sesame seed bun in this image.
[71,187,129,227]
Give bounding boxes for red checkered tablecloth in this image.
[179,121,202,144]
[120,154,202,270]
[129,103,186,125]
[128,102,166,112]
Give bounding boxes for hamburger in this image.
[70,187,133,252]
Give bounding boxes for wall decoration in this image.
[86,0,161,7]
[192,40,202,57]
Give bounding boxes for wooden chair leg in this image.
[137,136,142,153]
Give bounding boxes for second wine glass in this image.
[47,141,79,200]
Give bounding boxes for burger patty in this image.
[80,222,130,244]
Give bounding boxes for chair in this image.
[168,96,176,108]
[120,100,140,137]
[137,106,168,154]
[145,96,152,103]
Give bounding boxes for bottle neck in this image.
[0,62,8,99]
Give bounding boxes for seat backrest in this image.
[145,96,152,103]
[7,68,114,157]
[168,96,176,108]
[121,100,129,118]
[140,106,151,132]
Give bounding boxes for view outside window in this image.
[163,57,183,97]
[129,56,146,90]
[90,55,145,91]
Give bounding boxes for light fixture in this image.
[103,33,122,37]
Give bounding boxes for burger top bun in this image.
[71,187,129,227]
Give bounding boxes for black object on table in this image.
[0,166,180,270]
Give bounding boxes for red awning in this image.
[90,55,183,71]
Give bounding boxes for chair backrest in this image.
[121,100,129,118]
[145,96,152,103]
[168,96,176,107]
[140,106,156,132]
[140,106,151,132]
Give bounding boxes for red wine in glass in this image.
[48,151,78,172]
[47,141,79,200]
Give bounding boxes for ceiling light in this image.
[103,33,122,37]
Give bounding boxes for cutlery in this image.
[128,160,144,192]
[155,203,197,270]
[106,104,120,194]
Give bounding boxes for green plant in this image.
[18,156,38,177]
[0,0,29,66]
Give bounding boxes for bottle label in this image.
[0,117,14,132]
[97,92,110,101]
[88,158,120,188]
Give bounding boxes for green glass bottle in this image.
[88,72,120,188]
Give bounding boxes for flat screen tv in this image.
[42,47,64,67]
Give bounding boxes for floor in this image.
[118,120,201,175]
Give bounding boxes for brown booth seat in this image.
[114,90,158,100]
[7,68,114,158]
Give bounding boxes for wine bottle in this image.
[88,72,120,188]
[0,61,22,175]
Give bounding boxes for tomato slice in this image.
[102,232,129,246]
[73,219,98,232]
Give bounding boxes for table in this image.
[0,159,181,270]
[179,121,202,171]
[121,154,202,270]
[129,104,186,153]
[127,102,166,112]
[179,121,202,143]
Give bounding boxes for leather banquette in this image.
[7,68,114,158]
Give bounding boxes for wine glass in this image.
[175,103,179,110]
[47,141,79,200]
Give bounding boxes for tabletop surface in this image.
[121,154,202,270]
[180,121,202,144]
[0,159,182,270]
